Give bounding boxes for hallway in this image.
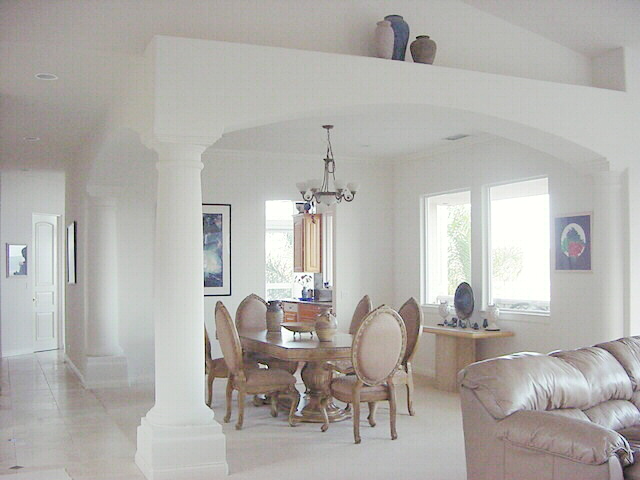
[0,351,466,479]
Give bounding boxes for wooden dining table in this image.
[239,328,353,423]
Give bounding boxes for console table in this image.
[423,326,514,392]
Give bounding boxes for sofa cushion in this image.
[552,347,633,407]
[584,400,640,431]
[597,337,640,391]
[459,352,592,419]
[626,463,640,480]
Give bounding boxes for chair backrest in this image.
[349,295,373,335]
[235,294,268,331]
[352,305,406,386]
[398,297,424,366]
[215,301,244,376]
[205,325,212,362]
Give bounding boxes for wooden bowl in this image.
[281,322,315,334]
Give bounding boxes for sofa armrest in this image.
[497,411,633,467]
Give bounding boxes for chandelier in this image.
[296,125,359,206]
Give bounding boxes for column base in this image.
[135,416,228,480]
[84,355,128,388]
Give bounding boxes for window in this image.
[265,201,298,301]
[489,178,550,313]
[424,191,471,304]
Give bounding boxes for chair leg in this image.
[367,402,377,427]
[320,397,329,432]
[344,403,351,412]
[224,379,234,423]
[352,400,361,444]
[236,388,245,430]
[388,381,398,440]
[288,385,300,427]
[406,373,415,416]
[270,394,278,417]
[207,372,215,407]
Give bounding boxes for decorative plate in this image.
[281,322,315,333]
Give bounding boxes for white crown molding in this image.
[207,147,389,165]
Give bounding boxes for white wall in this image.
[1,170,65,357]
[139,0,592,86]
[393,137,612,377]
[201,148,394,357]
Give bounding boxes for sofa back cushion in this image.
[597,337,640,391]
[551,347,633,407]
[459,352,591,419]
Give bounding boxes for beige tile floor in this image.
[0,351,467,480]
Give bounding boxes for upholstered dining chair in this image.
[394,297,424,416]
[205,325,259,407]
[349,294,373,335]
[330,295,373,377]
[215,301,300,430]
[235,294,298,374]
[322,305,407,444]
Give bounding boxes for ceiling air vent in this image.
[444,134,470,141]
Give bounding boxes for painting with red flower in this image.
[555,213,591,271]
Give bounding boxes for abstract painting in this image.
[67,221,76,284]
[203,204,231,296]
[555,213,591,271]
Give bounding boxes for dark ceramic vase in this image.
[410,35,437,64]
[384,15,409,61]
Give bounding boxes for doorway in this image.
[32,213,60,352]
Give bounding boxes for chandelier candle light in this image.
[296,125,359,206]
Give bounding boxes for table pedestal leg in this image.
[435,336,476,392]
[292,361,349,423]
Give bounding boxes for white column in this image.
[136,141,227,480]
[593,170,625,341]
[84,193,128,388]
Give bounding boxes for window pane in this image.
[425,191,471,304]
[490,178,550,313]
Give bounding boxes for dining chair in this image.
[205,325,259,407]
[235,293,298,374]
[394,297,424,416]
[330,295,373,377]
[216,301,300,430]
[322,305,406,443]
[348,294,373,335]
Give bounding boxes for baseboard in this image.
[64,353,86,385]
[2,348,35,358]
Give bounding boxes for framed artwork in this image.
[203,204,231,296]
[554,213,591,271]
[6,244,27,277]
[67,221,77,284]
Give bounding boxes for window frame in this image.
[486,176,551,317]
[420,188,472,306]
[420,177,551,323]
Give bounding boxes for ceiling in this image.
[214,109,482,160]
[1,1,638,171]
[461,0,640,56]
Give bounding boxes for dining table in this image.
[239,328,353,423]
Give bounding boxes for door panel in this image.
[33,214,59,352]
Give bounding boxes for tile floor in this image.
[0,351,467,480]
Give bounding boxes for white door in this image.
[32,214,59,352]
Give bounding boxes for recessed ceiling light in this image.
[444,134,470,141]
[23,136,40,142]
[35,73,58,81]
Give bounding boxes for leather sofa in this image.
[459,336,640,480]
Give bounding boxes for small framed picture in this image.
[554,213,591,271]
[203,204,231,296]
[6,244,27,277]
[67,222,77,284]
